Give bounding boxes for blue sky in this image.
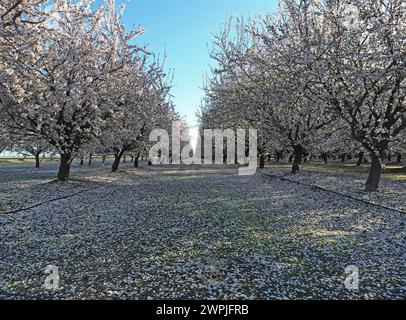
[121,0,279,132]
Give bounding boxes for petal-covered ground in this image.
[263,166,406,212]
[0,161,405,299]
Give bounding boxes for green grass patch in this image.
[384,174,406,181]
[271,162,406,181]
[0,158,57,164]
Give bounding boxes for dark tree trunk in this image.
[102,156,106,165]
[88,154,93,166]
[35,153,40,169]
[291,145,303,174]
[112,151,124,173]
[322,153,328,165]
[57,153,72,181]
[356,152,364,167]
[276,150,283,162]
[397,154,402,163]
[365,154,382,192]
[80,157,84,166]
[259,154,265,169]
[134,154,139,168]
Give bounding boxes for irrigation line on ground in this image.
[260,171,406,215]
[0,170,134,215]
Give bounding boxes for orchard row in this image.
[199,0,406,191]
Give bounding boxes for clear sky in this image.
[121,0,279,133]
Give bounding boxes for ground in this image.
[0,159,405,299]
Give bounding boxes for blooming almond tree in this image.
[0,0,144,181]
[0,1,49,115]
[0,123,9,154]
[203,19,278,167]
[8,134,52,168]
[95,59,175,173]
[246,9,339,173]
[203,0,405,190]
[0,0,47,31]
[295,0,406,191]
[203,16,335,172]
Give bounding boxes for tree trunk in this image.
[80,158,84,166]
[291,145,303,174]
[322,153,328,165]
[102,156,106,165]
[276,151,283,163]
[35,153,40,169]
[57,153,72,181]
[397,154,402,163]
[88,154,93,166]
[365,154,382,192]
[112,151,124,173]
[356,152,364,167]
[134,154,139,168]
[259,154,265,169]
